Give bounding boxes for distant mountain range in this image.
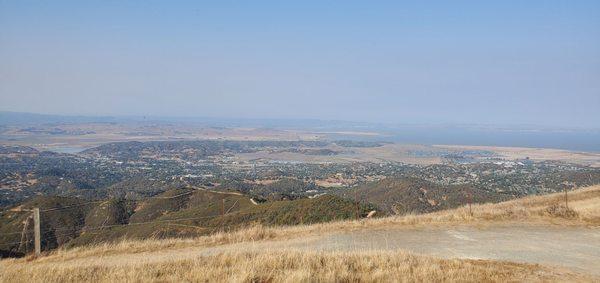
[0,111,119,125]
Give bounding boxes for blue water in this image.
[328,125,600,153]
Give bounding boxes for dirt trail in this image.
[25,223,600,276]
[191,186,246,196]
[204,224,600,276]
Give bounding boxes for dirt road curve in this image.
[203,224,600,275]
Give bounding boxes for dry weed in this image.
[0,250,595,283]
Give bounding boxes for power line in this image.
[0,239,32,248]
[83,214,221,229]
[0,213,225,248]
[0,230,31,236]
[3,196,248,237]
[74,208,258,234]
[225,199,239,214]
[40,189,197,212]
[41,200,106,212]
[149,190,195,199]
[1,195,264,250]
[2,185,234,216]
[0,209,31,215]
[42,212,228,238]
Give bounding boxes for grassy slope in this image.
[1,185,599,282]
[1,188,375,252]
[0,250,593,283]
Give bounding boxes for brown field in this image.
[1,185,599,282]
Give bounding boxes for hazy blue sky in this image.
[1,1,599,127]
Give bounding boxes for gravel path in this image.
[204,224,600,275]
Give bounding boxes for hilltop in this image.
[0,185,598,282]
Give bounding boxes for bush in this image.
[545,204,578,219]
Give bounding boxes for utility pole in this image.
[221,198,226,232]
[561,181,574,209]
[468,191,473,216]
[222,198,225,217]
[33,208,40,257]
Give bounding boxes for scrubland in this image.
[1,185,598,282]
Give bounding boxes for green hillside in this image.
[1,188,376,255]
[218,194,377,227]
[84,199,134,228]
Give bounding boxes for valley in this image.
[1,138,599,256]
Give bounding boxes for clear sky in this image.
[1,1,599,127]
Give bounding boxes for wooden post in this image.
[223,198,227,230]
[564,187,568,209]
[222,199,225,217]
[33,208,41,257]
[355,190,360,220]
[468,191,473,216]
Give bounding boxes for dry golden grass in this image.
[413,184,600,226]
[1,185,599,282]
[0,250,594,283]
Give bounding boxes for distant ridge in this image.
[0,111,118,125]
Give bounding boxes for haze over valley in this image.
[1,1,599,282]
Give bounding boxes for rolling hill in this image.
[343,177,511,214]
[0,187,375,256]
